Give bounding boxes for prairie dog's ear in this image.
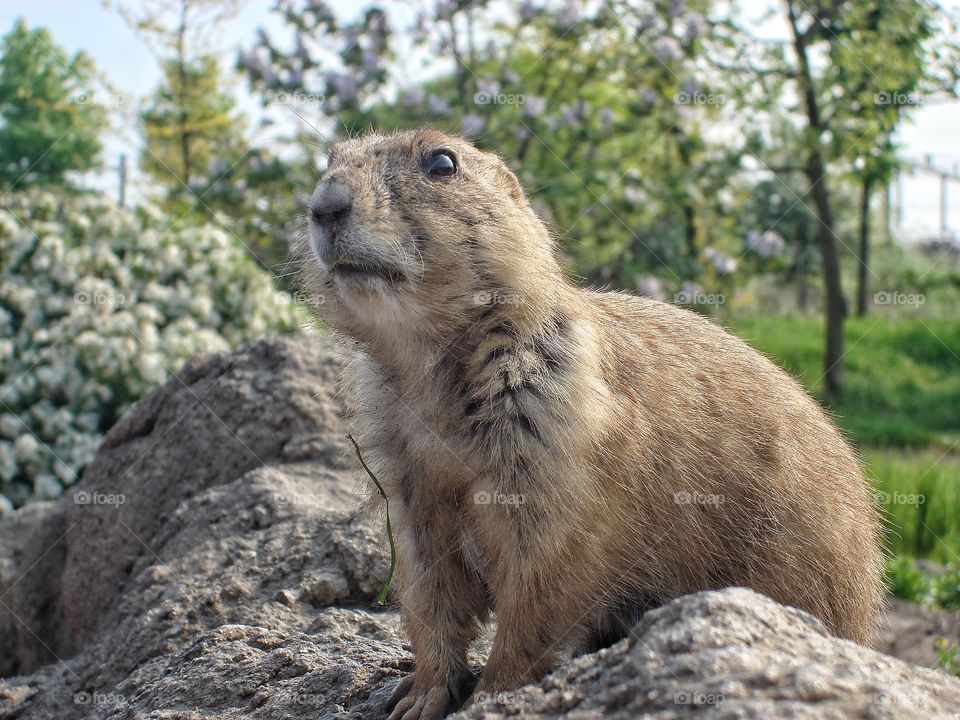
[496,161,528,206]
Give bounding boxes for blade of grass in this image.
[347,434,397,605]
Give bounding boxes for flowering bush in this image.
[0,190,301,512]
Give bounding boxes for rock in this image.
[455,588,960,720]
[1,337,959,720]
[878,596,960,669]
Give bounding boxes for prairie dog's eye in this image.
[423,149,457,178]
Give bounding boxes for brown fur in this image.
[295,129,884,720]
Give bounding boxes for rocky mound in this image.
[1,337,958,720]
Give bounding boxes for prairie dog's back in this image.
[582,292,882,643]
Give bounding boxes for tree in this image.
[111,0,246,196]
[724,0,957,397]
[113,0,300,272]
[0,19,108,188]
[825,0,960,316]
[242,0,747,295]
[781,0,848,399]
[141,55,246,194]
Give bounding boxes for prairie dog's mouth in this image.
[309,226,407,285]
[330,258,406,284]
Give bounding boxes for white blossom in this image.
[703,246,738,274]
[1,189,300,508]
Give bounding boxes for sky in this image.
[1,0,957,240]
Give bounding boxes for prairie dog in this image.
[296,129,883,720]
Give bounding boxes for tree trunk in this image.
[807,155,846,399]
[787,0,846,400]
[856,175,873,317]
[177,0,191,191]
[669,125,698,262]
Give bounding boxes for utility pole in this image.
[118,153,127,208]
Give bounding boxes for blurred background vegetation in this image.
[0,0,959,612]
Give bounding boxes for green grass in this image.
[884,557,960,614]
[865,448,960,563]
[727,315,960,448]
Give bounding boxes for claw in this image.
[385,674,415,713]
[385,684,450,720]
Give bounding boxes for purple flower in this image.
[461,114,486,138]
[362,51,381,74]
[599,106,614,129]
[327,72,357,101]
[654,36,684,63]
[747,231,785,258]
[683,13,706,43]
[553,0,580,29]
[307,0,335,23]
[523,95,547,117]
[636,276,664,299]
[640,88,658,107]
[401,87,425,107]
[478,77,500,97]
[295,33,311,62]
[428,94,452,115]
[519,1,539,23]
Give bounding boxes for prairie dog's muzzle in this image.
[309,175,354,267]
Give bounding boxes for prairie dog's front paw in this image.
[386,682,450,720]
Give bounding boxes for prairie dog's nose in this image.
[310,177,353,227]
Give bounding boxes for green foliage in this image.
[0,19,109,187]
[885,558,960,617]
[885,556,934,603]
[937,639,960,676]
[932,565,960,610]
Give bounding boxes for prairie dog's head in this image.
[297,129,562,348]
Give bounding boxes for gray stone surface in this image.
[1,337,958,720]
